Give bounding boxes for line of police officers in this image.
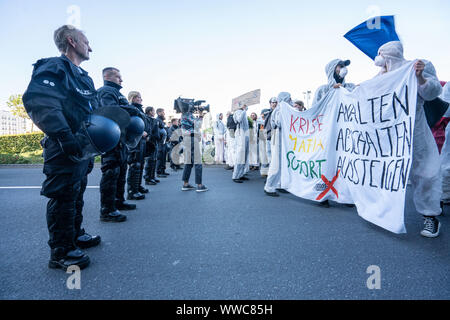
[22,25,168,270]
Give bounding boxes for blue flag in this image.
[344,15,399,60]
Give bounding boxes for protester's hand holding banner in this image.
[280,61,418,234]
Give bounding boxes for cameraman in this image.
[179,104,208,192]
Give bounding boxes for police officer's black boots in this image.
[146,160,160,184]
[49,247,90,270]
[100,207,127,222]
[127,162,145,200]
[75,229,101,249]
[100,167,129,221]
[75,178,101,249]
[138,168,149,194]
[115,199,136,211]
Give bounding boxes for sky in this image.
[1,0,449,118]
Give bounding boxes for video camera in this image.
[174,97,210,114]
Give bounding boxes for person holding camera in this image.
[180,105,208,192]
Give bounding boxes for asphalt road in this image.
[0,165,449,300]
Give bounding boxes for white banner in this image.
[280,61,418,233]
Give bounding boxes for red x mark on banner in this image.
[316,170,340,201]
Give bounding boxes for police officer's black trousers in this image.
[100,145,128,212]
[156,142,167,174]
[127,140,145,193]
[144,144,157,181]
[41,139,91,250]
[46,180,81,250]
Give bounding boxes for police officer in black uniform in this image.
[97,67,135,222]
[22,25,100,270]
[156,108,169,177]
[144,107,161,185]
[127,91,149,199]
[168,118,182,171]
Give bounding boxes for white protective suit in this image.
[232,108,250,179]
[249,119,258,166]
[375,41,442,216]
[213,114,226,163]
[312,59,356,104]
[264,92,292,193]
[440,82,450,203]
[259,125,269,176]
[225,128,235,167]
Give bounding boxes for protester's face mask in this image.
[374,55,386,67]
[339,67,348,78]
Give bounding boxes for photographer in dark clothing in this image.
[97,67,134,222]
[156,108,169,177]
[144,106,160,185]
[22,25,100,270]
[127,91,149,199]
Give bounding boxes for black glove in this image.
[57,131,82,157]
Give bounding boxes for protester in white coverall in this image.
[213,113,226,163]
[440,82,450,206]
[312,59,356,104]
[264,92,293,196]
[374,41,443,238]
[224,111,235,170]
[259,108,271,177]
[232,105,250,182]
[313,59,356,207]
[249,112,259,169]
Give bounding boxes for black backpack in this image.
[226,114,237,130]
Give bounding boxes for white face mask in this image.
[339,67,348,78]
[374,55,386,67]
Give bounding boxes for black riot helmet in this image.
[68,114,122,163]
[124,116,145,148]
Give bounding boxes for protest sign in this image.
[280,61,418,233]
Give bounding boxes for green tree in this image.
[6,94,34,132]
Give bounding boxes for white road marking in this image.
[0,186,100,189]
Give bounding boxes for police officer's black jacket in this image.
[23,55,98,140]
[23,55,98,180]
[130,103,149,132]
[97,80,128,107]
[156,115,167,142]
[97,80,130,163]
[145,115,160,154]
